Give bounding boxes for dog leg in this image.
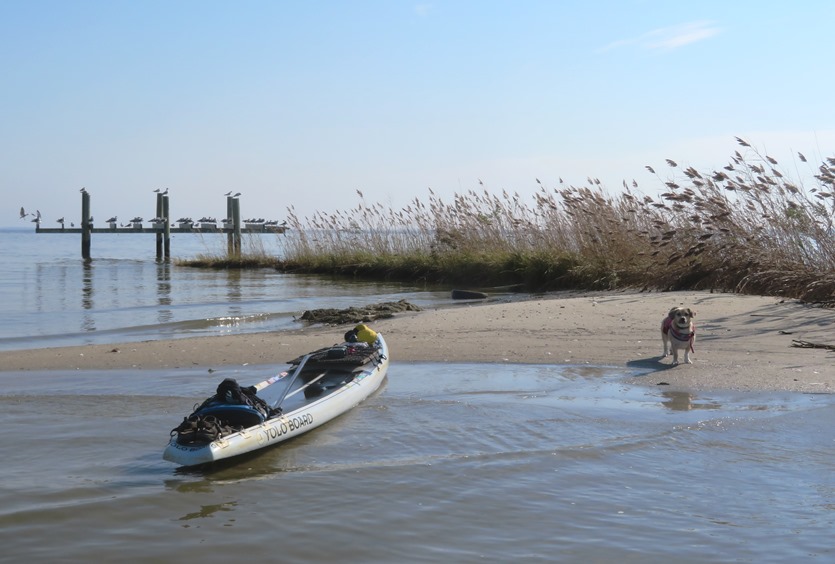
[670,346,680,364]
[685,335,695,364]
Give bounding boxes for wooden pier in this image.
[35,190,286,259]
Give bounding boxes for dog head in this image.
[667,307,695,329]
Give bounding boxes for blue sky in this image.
[3,1,834,228]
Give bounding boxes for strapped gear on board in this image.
[171,414,234,445]
[212,378,277,418]
[171,378,280,445]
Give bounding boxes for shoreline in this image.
[1,290,833,394]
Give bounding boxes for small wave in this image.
[0,312,299,351]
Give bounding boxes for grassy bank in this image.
[183,139,835,303]
[175,233,278,268]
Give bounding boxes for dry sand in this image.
[1,291,832,393]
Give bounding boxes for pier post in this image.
[233,197,242,255]
[163,194,171,259]
[155,193,163,259]
[227,196,234,254]
[81,190,91,259]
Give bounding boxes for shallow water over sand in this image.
[1,363,832,563]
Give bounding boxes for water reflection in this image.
[166,445,295,494]
[225,269,242,302]
[177,501,238,523]
[660,390,722,411]
[81,261,95,331]
[156,260,172,323]
[225,268,243,321]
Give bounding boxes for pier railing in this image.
[34,191,286,259]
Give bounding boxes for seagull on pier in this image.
[153,188,160,193]
[162,187,169,195]
[106,216,117,223]
[80,187,87,193]
[232,192,241,198]
[224,191,232,196]
[57,217,64,225]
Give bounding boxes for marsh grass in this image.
[176,232,278,268]
[277,139,835,301]
[180,138,835,302]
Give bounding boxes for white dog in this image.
[661,307,696,364]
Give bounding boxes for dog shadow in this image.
[626,356,680,375]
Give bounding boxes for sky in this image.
[3,1,835,228]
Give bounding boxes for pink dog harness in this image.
[663,317,695,352]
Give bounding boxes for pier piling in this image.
[35,189,285,258]
[233,197,242,255]
[81,190,91,260]
[163,194,171,259]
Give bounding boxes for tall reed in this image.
[278,139,835,301]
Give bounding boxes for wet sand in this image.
[2,291,833,393]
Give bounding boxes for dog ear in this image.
[668,307,678,318]
[688,309,696,317]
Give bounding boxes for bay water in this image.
[0,227,832,562]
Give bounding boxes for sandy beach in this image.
[2,290,832,393]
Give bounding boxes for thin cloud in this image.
[600,20,721,52]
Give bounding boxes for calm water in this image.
[0,364,832,563]
[1,227,833,562]
[0,227,461,350]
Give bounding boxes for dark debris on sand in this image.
[297,299,422,325]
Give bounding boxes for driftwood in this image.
[297,299,422,325]
[791,339,835,351]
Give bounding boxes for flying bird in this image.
[19,207,28,219]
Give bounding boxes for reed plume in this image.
[196,138,835,302]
